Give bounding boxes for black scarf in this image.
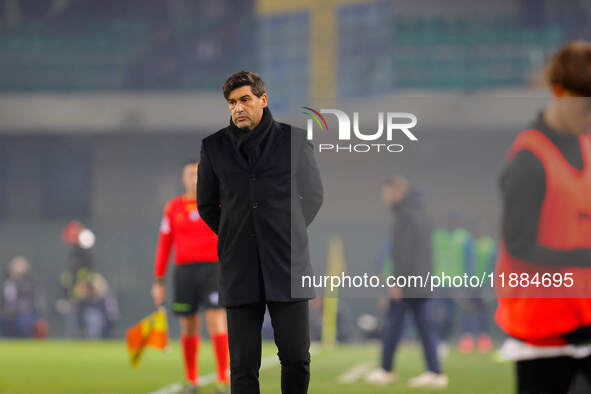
[227,107,274,168]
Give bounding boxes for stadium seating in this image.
[0,12,565,93]
[340,15,563,95]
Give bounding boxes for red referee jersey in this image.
[153,195,218,278]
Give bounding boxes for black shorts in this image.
[172,262,222,315]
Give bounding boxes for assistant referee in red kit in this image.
[152,160,229,394]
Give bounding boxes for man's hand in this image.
[151,281,166,307]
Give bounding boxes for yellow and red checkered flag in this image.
[126,307,168,368]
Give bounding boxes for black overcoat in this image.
[197,114,323,306]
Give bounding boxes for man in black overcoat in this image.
[197,70,323,394]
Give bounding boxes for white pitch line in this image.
[148,347,319,394]
[148,383,183,394]
[337,361,374,384]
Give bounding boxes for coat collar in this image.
[224,108,285,172]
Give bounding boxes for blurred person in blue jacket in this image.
[1,256,47,338]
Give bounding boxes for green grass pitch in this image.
[0,340,513,393]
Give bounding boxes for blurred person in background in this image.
[458,225,496,354]
[57,221,118,338]
[57,220,98,337]
[496,41,591,394]
[1,256,48,338]
[431,211,474,357]
[151,159,229,394]
[73,271,119,339]
[366,176,447,389]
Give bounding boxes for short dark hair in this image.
[380,179,394,188]
[381,175,408,189]
[183,159,198,167]
[222,71,266,100]
[546,40,591,97]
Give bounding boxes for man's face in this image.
[382,182,408,207]
[381,184,396,206]
[9,257,29,279]
[182,163,198,195]
[558,97,591,135]
[227,85,268,130]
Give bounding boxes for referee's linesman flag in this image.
[126,307,169,368]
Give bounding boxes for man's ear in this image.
[552,83,567,98]
[260,93,268,108]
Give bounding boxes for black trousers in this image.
[226,300,310,394]
[516,355,591,394]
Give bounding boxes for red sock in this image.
[212,333,229,383]
[181,334,199,385]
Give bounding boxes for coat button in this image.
[249,175,256,181]
[252,202,258,209]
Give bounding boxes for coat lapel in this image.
[222,128,250,171]
[252,121,286,172]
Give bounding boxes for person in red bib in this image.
[151,160,229,394]
[496,41,591,393]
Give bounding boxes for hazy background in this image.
[0,0,589,338]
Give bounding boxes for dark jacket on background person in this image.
[1,273,45,337]
[390,187,433,297]
[2,274,43,318]
[197,107,323,306]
